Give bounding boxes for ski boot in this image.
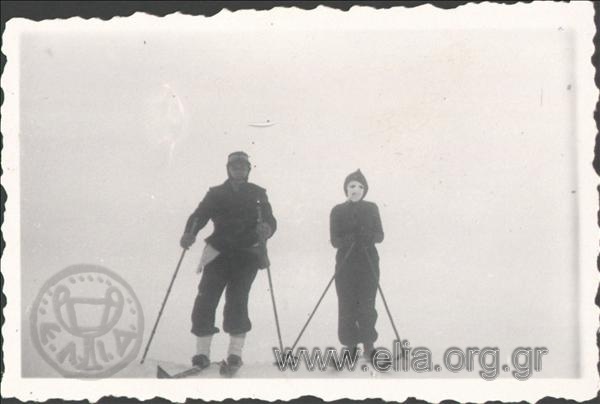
[192,354,211,370]
[219,354,243,378]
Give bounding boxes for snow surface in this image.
[100,357,497,379]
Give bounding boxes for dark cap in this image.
[227,151,250,166]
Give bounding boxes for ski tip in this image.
[157,365,172,379]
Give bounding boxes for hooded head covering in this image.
[343,169,368,200]
[226,151,251,180]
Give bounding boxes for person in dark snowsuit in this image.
[330,169,384,360]
[180,151,277,371]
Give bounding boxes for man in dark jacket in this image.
[180,151,277,371]
[330,169,384,361]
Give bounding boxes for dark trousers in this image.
[334,250,379,347]
[191,251,259,337]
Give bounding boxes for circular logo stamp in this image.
[30,264,144,378]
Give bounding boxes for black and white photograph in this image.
[1,2,597,402]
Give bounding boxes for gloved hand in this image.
[357,231,375,246]
[180,233,196,249]
[256,223,272,242]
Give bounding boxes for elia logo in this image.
[30,264,144,378]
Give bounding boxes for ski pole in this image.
[289,242,356,353]
[256,199,284,354]
[289,274,334,353]
[266,264,284,354]
[140,247,188,364]
[363,247,402,345]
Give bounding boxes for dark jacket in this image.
[330,200,384,264]
[184,180,277,253]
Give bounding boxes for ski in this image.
[156,364,208,379]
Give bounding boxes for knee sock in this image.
[227,333,246,358]
[196,335,213,358]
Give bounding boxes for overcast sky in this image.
[18,15,580,376]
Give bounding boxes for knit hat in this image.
[343,169,368,199]
[226,151,251,179]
